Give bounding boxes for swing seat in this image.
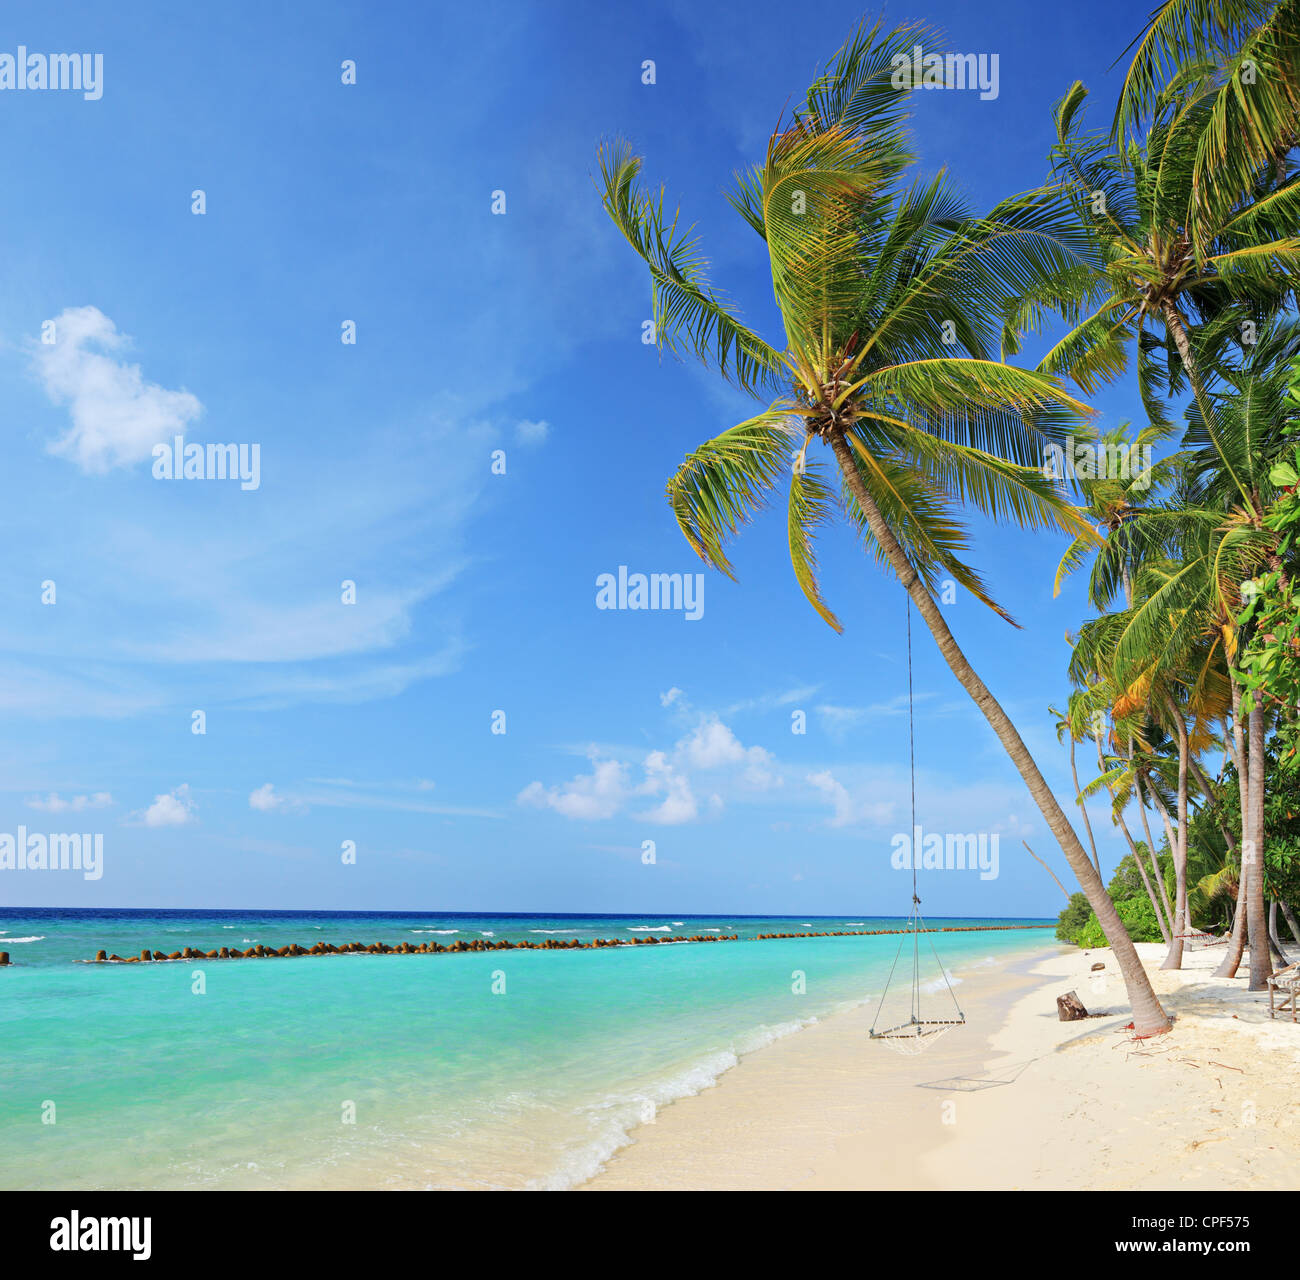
[870,1016,967,1039]
[870,1015,965,1056]
[868,900,966,1054]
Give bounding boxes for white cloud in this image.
[682,718,747,768]
[249,782,312,815]
[636,751,697,824]
[25,791,113,812]
[141,784,196,827]
[520,716,777,826]
[515,418,549,445]
[249,783,285,812]
[807,769,894,828]
[35,306,202,472]
[519,756,629,820]
[659,686,683,708]
[682,717,780,787]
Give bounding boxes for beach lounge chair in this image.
[1267,963,1300,1022]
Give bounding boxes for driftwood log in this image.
[1057,990,1089,1021]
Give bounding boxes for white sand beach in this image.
[582,943,1300,1190]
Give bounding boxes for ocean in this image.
[0,908,1056,1189]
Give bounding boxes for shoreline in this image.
[581,942,1300,1191]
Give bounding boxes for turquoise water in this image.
[0,909,1055,1189]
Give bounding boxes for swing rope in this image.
[869,594,965,1043]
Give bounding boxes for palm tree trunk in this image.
[1163,301,1254,509]
[1218,873,1250,976]
[1120,815,1171,943]
[1101,739,1170,940]
[1148,783,1181,875]
[829,433,1171,1035]
[1246,704,1271,992]
[1269,901,1292,965]
[1132,757,1175,931]
[1115,575,1171,940]
[1280,898,1300,947]
[1071,736,1102,878]
[1191,755,1237,855]
[1161,692,1190,970]
[1216,683,1251,978]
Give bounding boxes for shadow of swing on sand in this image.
[916,1059,1038,1091]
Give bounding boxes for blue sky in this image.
[0,0,1178,914]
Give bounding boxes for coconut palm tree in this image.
[1065,678,1175,942]
[1043,77,1299,510]
[1052,418,1185,941]
[1052,420,1185,602]
[1092,2,1300,985]
[1183,324,1299,986]
[597,20,1173,1035]
[1070,514,1247,970]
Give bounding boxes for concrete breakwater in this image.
[72,923,1052,965]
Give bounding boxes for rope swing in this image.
[869,595,966,1053]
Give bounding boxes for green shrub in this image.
[1074,893,1163,950]
[1056,891,1092,943]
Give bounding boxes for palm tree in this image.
[1106,1,1300,986]
[1184,324,1299,986]
[1067,682,1175,942]
[1043,77,1298,507]
[597,21,1173,1035]
[1128,550,1251,960]
[1053,418,1184,941]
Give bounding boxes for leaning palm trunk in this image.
[1105,741,1170,941]
[1281,898,1300,947]
[1162,304,1221,444]
[1269,902,1292,965]
[1118,821,1170,940]
[1217,872,1251,977]
[1121,817,1171,943]
[1143,773,1187,943]
[1191,755,1238,856]
[1215,680,1252,978]
[1161,695,1191,969]
[1072,736,1102,878]
[1246,705,1271,992]
[830,435,1171,1034]
[1132,758,1176,932]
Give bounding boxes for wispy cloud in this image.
[723,685,819,716]
[251,776,497,819]
[515,418,549,445]
[25,790,113,813]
